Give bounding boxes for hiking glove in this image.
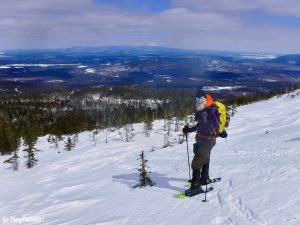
[219,130,228,138]
[182,125,192,134]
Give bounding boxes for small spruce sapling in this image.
[178,133,184,144]
[163,119,173,148]
[64,136,75,151]
[136,151,155,187]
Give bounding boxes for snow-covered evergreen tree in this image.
[123,124,134,142]
[144,121,153,137]
[163,119,173,148]
[136,151,155,188]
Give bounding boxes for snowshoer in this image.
[182,93,220,197]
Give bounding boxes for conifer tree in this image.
[64,136,75,151]
[23,135,38,169]
[137,151,155,187]
[123,124,134,142]
[163,118,173,148]
[144,121,153,137]
[3,148,20,171]
[48,135,63,150]
[178,133,184,144]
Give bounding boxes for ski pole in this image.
[185,134,191,181]
[202,148,211,202]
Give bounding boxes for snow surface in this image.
[203,86,245,91]
[261,79,277,83]
[0,66,10,69]
[0,64,79,68]
[0,92,300,225]
[240,55,277,60]
[45,80,65,83]
[85,68,96,74]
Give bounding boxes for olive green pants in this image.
[191,139,216,170]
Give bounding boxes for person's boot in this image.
[199,177,212,185]
[199,163,211,185]
[185,169,204,197]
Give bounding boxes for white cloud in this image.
[0,0,299,53]
[156,8,240,30]
[171,0,300,17]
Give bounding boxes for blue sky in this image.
[0,0,300,53]
[95,0,171,13]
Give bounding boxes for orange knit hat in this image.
[205,94,213,107]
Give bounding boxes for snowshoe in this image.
[184,186,204,197]
[200,177,222,185]
[199,178,212,185]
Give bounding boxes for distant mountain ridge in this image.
[0,46,299,97]
[273,54,300,66]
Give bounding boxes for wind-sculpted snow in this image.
[0,91,300,225]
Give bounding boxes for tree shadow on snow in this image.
[112,172,187,193]
[285,137,300,142]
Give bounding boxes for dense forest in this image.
[0,86,193,162]
[1,84,299,170]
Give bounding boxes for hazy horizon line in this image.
[0,45,288,55]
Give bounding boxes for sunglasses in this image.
[196,97,206,104]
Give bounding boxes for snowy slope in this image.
[0,92,300,225]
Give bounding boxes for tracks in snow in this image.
[212,180,269,225]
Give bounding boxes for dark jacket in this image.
[190,106,220,141]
